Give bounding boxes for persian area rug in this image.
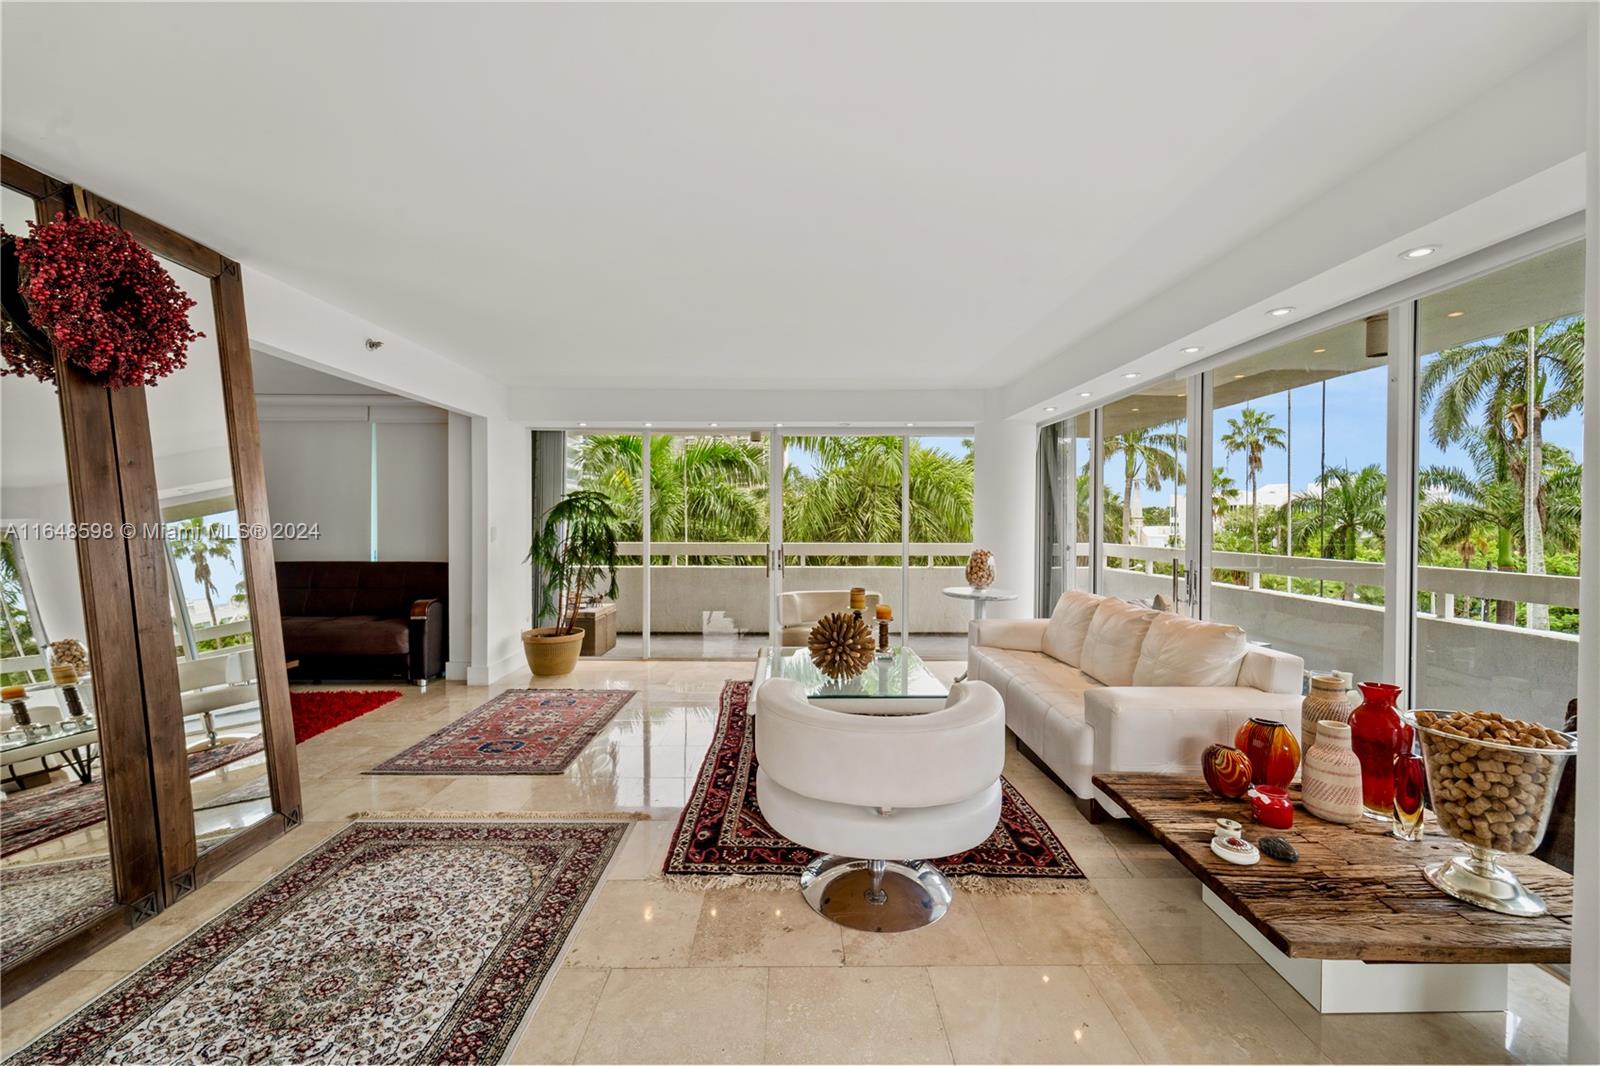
[290,688,403,742]
[663,681,1083,885]
[1,737,264,858]
[8,819,626,1065]
[367,688,637,775]
[1,856,116,968]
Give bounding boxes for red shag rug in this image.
[7,820,627,1065]
[367,688,636,775]
[290,689,403,742]
[663,681,1083,884]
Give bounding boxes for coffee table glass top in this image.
[757,645,948,700]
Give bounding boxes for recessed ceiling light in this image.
[1130,407,1141,413]
[643,422,653,427]
[774,422,784,427]
[1267,306,1295,317]
[1312,347,1327,353]
[1446,310,1465,318]
[1043,406,1057,413]
[905,422,915,427]
[709,423,719,427]
[1401,245,1438,260]
[1180,346,1204,355]
[1079,391,1092,398]
[577,422,587,427]
[1122,371,1141,379]
[1233,373,1246,379]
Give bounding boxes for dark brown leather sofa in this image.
[276,561,447,685]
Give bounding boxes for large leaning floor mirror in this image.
[145,257,273,853]
[0,158,300,998]
[0,184,120,972]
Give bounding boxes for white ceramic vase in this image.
[1300,719,1364,824]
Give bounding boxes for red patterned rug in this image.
[290,688,403,742]
[7,819,626,1065]
[1,737,265,858]
[367,688,637,775]
[663,681,1083,882]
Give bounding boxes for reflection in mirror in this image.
[143,255,272,851]
[0,185,117,966]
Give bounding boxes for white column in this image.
[1570,8,1599,1060]
[466,415,533,685]
[445,411,473,680]
[972,419,1036,619]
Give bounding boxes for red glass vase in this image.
[1348,681,1404,820]
[1233,718,1300,788]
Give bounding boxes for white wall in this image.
[258,420,372,560]
[1569,8,1598,1060]
[971,418,1036,619]
[467,416,532,684]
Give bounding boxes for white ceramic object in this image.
[1300,674,1353,748]
[1210,836,1260,866]
[1301,719,1364,824]
[1213,817,1242,842]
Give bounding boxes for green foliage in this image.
[528,489,623,633]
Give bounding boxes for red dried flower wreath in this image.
[1,213,202,388]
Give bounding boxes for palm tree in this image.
[173,517,236,626]
[575,434,767,561]
[1101,424,1184,552]
[1291,464,1386,600]
[1211,467,1238,525]
[1419,316,1583,629]
[782,437,972,563]
[1220,406,1286,554]
[1420,431,1583,624]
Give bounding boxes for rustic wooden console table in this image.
[1092,772,1572,1014]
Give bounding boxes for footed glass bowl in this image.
[1408,711,1576,917]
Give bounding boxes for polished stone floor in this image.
[1,660,1571,1064]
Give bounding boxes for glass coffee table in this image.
[753,645,949,714]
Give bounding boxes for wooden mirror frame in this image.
[0,155,302,1000]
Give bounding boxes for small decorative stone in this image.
[1259,836,1299,863]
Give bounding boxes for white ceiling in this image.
[0,3,1587,396]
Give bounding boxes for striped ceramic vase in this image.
[1301,719,1364,824]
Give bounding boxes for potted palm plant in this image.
[523,489,622,676]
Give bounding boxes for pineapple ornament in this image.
[807,611,877,679]
[966,549,995,590]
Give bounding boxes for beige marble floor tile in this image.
[763,966,954,1064]
[0,968,127,1054]
[573,967,768,1064]
[78,877,261,970]
[688,888,844,966]
[562,880,705,968]
[928,965,1142,1064]
[971,889,1151,965]
[841,897,999,966]
[504,964,610,1065]
[605,819,680,880]
[314,774,453,817]
[1088,962,1324,1063]
[1239,962,1522,1064]
[425,775,545,811]
[1093,877,1259,964]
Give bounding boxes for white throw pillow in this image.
[1041,590,1105,667]
[1132,613,1248,687]
[1078,599,1159,687]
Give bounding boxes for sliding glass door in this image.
[1098,383,1194,615]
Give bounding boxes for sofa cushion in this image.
[1132,614,1247,687]
[1041,590,1105,667]
[1078,599,1159,686]
[280,614,410,657]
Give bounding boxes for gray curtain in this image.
[1035,422,1077,616]
[531,430,567,627]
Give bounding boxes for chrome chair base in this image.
[798,855,954,932]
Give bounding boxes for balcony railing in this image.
[617,542,973,563]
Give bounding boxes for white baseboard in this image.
[466,651,526,687]
[444,660,469,681]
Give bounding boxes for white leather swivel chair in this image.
[777,589,881,647]
[753,677,1005,931]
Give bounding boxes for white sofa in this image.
[968,590,1304,820]
[778,589,881,647]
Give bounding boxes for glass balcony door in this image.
[1098,384,1196,615]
